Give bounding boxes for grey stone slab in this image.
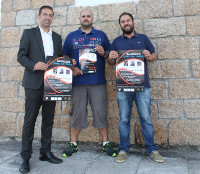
[28,151,62,173]
[137,157,188,174]
[86,153,142,174]
[0,154,21,174]
[156,150,186,159]
[0,151,19,163]
[188,160,200,174]
[0,150,51,174]
[0,139,21,151]
[2,140,200,174]
[35,151,101,174]
[0,140,65,174]
[61,150,101,161]
[184,151,200,161]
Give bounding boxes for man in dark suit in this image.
[18,6,63,173]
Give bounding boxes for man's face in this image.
[79,10,93,28]
[120,15,134,34]
[38,8,54,28]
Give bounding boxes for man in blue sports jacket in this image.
[108,12,164,163]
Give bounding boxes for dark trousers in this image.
[20,86,56,159]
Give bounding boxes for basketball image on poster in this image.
[44,56,73,101]
[116,50,145,92]
[79,48,97,73]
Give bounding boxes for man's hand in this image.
[73,67,83,76]
[109,51,118,59]
[107,51,118,65]
[142,50,157,62]
[142,50,151,61]
[34,62,48,70]
[95,45,105,56]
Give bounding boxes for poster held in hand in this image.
[116,50,145,92]
[79,48,97,73]
[44,56,73,101]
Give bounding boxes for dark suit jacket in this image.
[18,26,63,89]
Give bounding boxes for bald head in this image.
[79,9,93,29]
[80,9,93,17]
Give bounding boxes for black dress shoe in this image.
[19,159,30,173]
[39,151,62,164]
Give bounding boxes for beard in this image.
[121,24,134,34]
[80,20,92,28]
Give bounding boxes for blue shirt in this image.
[63,27,110,86]
[110,32,155,88]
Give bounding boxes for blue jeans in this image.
[117,88,157,155]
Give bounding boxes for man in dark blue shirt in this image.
[108,12,164,163]
[62,9,117,157]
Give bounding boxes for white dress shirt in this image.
[39,26,54,58]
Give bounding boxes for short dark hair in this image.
[119,12,134,24]
[39,6,54,16]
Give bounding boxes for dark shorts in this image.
[70,84,108,129]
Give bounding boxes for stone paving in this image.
[1,139,200,174]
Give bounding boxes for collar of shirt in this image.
[78,27,95,35]
[39,25,52,35]
[120,31,139,39]
[39,25,54,58]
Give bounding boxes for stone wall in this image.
[0,0,200,146]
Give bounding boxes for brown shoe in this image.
[150,151,164,163]
[116,151,128,163]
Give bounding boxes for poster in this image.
[116,50,145,92]
[79,48,97,73]
[44,56,73,101]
